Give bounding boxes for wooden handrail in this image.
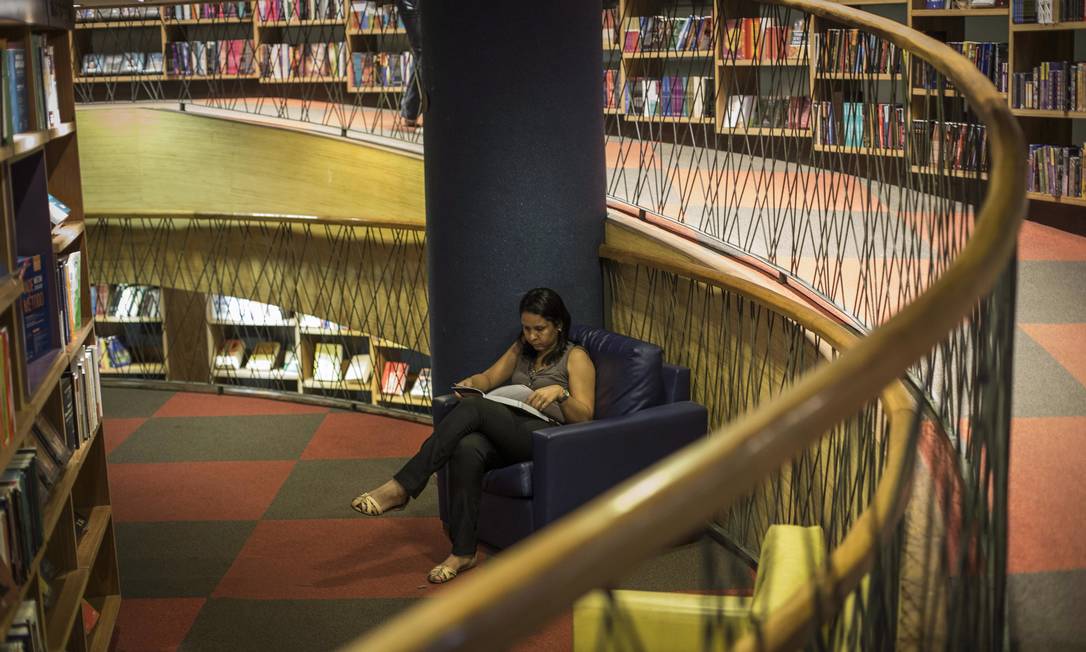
[338,0,1025,647]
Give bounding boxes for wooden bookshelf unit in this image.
[1,1,121,650]
[92,288,432,411]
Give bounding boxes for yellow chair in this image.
[573,525,827,652]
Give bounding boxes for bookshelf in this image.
[66,1,1086,209]
[1,2,121,650]
[92,287,432,411]
[73,1,412,101]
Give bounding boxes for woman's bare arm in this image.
[558,347,595,423]
[456,341,520,392]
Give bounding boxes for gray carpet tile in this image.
[107,413,327,463]
[1017,261,1086,324]
[615,539,755,593]
[1009,569,1086,651]
[181,598,417,652]
[101,386,175,418]
[1013,328,1086,418]
[263,458,439,520]
[116,521,257,598]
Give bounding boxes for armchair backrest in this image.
[569,325,667,420]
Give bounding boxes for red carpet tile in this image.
[153,392,330,418]
[606,140,662,170]
[1020,324,1086,388]
[301,412,431,460]
[114,597,206,652]
[111,461,296,522]
[103,417,146,455]
[512,612,573,652]
[1018,220,1086,261]
[213,518,463,599]
[1007,417,1086,574]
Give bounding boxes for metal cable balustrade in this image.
[77,0,1023,648]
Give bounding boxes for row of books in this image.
[256,0,345,22]
[350,1,403,31]
[813,101,906,149]
[603,7,620,46]
[721,96,812,130]
[351,51,413,88]
[211,340,431,397]
[1,329,15,449]
[624,76,713,119]
[213,339,294,373]
[924,0,1006,7]
[815,29,902,75]
[911,119,988,172]
[604,70,621,110]
[210,294,285,323]
[1012,61,1086,112]
[1,450,44,597]
[56,253,82,347]
[167,2,251,21]
[93,285,161,321]
[2,37,61,142]
[1012,0,1086,23]
[258,42,349,80]
[76,7,161,21]
[1027,144,1086,197]
[1,601,43,650]
[914,42,1007,92]
[313,343,430,397]
[167,41,256,77]
[720,18,806,63]
[622,15,713,53]
[80,53,164,76]
[2,345,100,609]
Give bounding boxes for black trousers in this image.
[393,397,547,555]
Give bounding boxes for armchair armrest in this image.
[432,393,460,424]
[531,400,708,526]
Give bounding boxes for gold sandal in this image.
[427,556,477,584]
[350,492,406,516]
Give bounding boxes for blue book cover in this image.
[5,45,28,134]
[17,255,53,364]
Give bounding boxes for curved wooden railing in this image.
[341,0,1026,648]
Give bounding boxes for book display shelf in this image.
[92,287,433,411]
[72,1,1084,207]
[72,1,412,103]
[1,2,121,650]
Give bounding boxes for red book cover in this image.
[381,361,409,395]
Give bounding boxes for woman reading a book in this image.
[351,288,596,583]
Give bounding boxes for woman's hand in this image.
[455,376,477,389]
[528,385,566,411]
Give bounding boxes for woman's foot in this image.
[428,553,477,584]
[351,479,408,515]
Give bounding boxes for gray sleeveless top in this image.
[510,342,577,392]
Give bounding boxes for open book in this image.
[452,384,563,424]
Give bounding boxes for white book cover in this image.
[313,343,345,381]
[41,46,60,128]
[343,354,372,382]
[645,80,659,116]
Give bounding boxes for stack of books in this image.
[720,18,806,62]
[80,52,163,76]
[911,119,989,172]
[1013,0,1082,23]
[623,76,713,118]
[721,96,811,130]
[1027,144,1085,197]
[350,52,413,87]
[914,42,1007,93]
[349,1,402,30]
[168,41,256,76]
[622,15,713,53]
[258,43,349,80]
[1012,61,1086,111]
[167,2,251,20]
[813,100,906,149]
[816,29,902,75]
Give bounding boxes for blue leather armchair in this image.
[435,325,708,550]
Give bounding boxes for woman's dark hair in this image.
[519,288,572,366]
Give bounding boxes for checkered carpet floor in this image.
[98,219,1086,652]
[102,389,754,651]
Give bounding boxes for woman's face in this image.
[521,312,559,353]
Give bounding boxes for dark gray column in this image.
[421,1,606,394]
